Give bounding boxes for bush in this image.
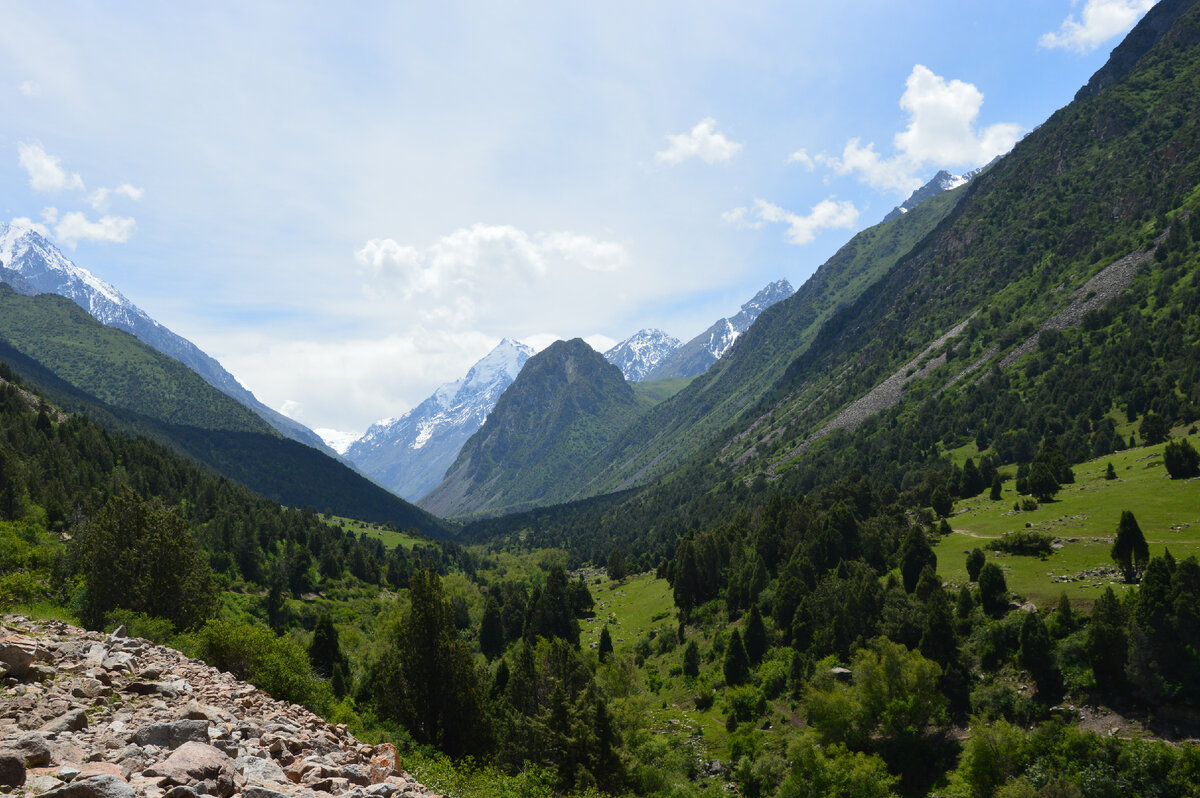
[726,684,766,723]
[994,529,1054,557]
[1164,438,1200,478]
[191,619,332,712]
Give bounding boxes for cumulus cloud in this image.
[724,197,859,245]
[1040,0,1157,53]
[6,216,50,237]
[88,183,145,211]
[786,148,815,169]
[18,142,84,192]
[809,65,1020,195]
[53,212,137,247]
[655,118,743,164]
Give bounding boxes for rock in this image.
[163,786,201,798]
[40,709,89,735]
[4,730,53,766]
[77,762,125,779]
[242,788,290,798]
[27,773,67,793]
[342,765,369,786]
[0,633,51,678]
[367,744,398,784]
[131,720,210,749]
[108,626,129,641]
[40,774,136,798]
[235,755,287,784]
[180,703,216,722]
[0,750,26,787]
[145,742,241,798]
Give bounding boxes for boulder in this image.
[3,730,53,766]
[0,633,51,678]
[39,774,136,798]
[144,741,241,798]
[130,720,210,749]
[0,750,25,787]
[39,709,89,735]
[236,755,287,784]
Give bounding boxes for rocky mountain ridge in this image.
[344,338,534,502]
[601,330,681,381]
[0,616,439,798]
[0,223,330,455]
[644,279,793,381]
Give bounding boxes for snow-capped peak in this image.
[603,329,682,381]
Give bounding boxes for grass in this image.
[324,515,428,550]
[582,571,676,654]
[936,432,1200,607]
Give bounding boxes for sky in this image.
[0,0,1159,438]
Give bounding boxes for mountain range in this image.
[602,329,681,381]
[345,338,534,502]
[0,222,332,454]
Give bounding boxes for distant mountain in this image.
[0,285,448,536]
[882,163,993,223]
[0,222,332,454]
[644,279,793,380]
[419,338,648,518]
[603,329,681,381]
[346,338,534,502]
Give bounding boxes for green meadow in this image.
[937,433,1200,606]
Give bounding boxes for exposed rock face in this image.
[0,617,441,798]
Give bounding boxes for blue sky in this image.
[0,1,1158,435]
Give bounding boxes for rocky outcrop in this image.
[0,618,440,798]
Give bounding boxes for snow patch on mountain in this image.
[0,220,333,454]
[345,338,535,501]
[603,329,681,381]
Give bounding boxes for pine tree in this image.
[978,562,1008,617]
[966,548,986,582]
[1112,510,1150,583]
[1164,438,1200,479]
[1105,462,1118,480]
[900,527,937,593]
[682,640,700,678]
[956,585,974,620]
[1019,612,1061,701]
[744,604,768,665]
[308,611,347,680]
[724,630,750,686]
[598,626,613,663]
[990,473,1003,500]
[480,596,505,661]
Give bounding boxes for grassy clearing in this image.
[324,515,428,550]
[582,571,676,653]
[936,433,1200,606]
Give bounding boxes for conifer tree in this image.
[966,548,986,582]
[480,596,505,661]
[978,562,1008,617]
[1112,510,1150,583]
[598,626,613,663]
[724,630,750,686]
[900,527,937,593]
[683,640,700,678]
[744,604,768,665]
[990,473,1003,500]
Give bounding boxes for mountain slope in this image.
[603,329,681,381]
[346,338,534,501]
[645,279,793,381]
[419,339,648,518]
[0,286,448,535]
[0,222,331,452]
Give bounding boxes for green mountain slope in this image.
[420,338,651,518]
[0,287,448,535]
[461,0,1200,561]
[565,183,967,499]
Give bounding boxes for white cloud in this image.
[18,80,39,96]
[1040,0,1157,53]
[88,183,145,211]
[356,224,628,312]
[17,142,84,192]
[809,65,1020,195]
[725,197,859,245]
[655,118,743,164]
[54,211,136,247]
[7,217,50,237]
[786,148,815,169]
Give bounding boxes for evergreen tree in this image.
[530,565,580,646]
[1087,587,1127,692]
[1105,462,1118,480]
[915,565,941,603]
[960,458,984,498]
[308,611,347,681]
[1019,612,1061,701]
[990,473,1003,501]
[744,604,768,665]
[724,630,750,686]
[597,626,613,663]
[682,640,700,678]
[956,585,974,620]
[978,562,1008,617]
[931,485,953,518]
[900,527,937,594]
[606,549,627,582]
[1139,412,1169,445]
[1112,510,1150,583]
[480,596,505,661]
[1028,461,1060,503]
[966,548,986,582]
[1164,438,1200,478]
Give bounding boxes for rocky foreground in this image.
[0,617,441,798]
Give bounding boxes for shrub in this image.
[192,619,332,712]
[994,529,1054,557]
[1164,438,1200,478]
